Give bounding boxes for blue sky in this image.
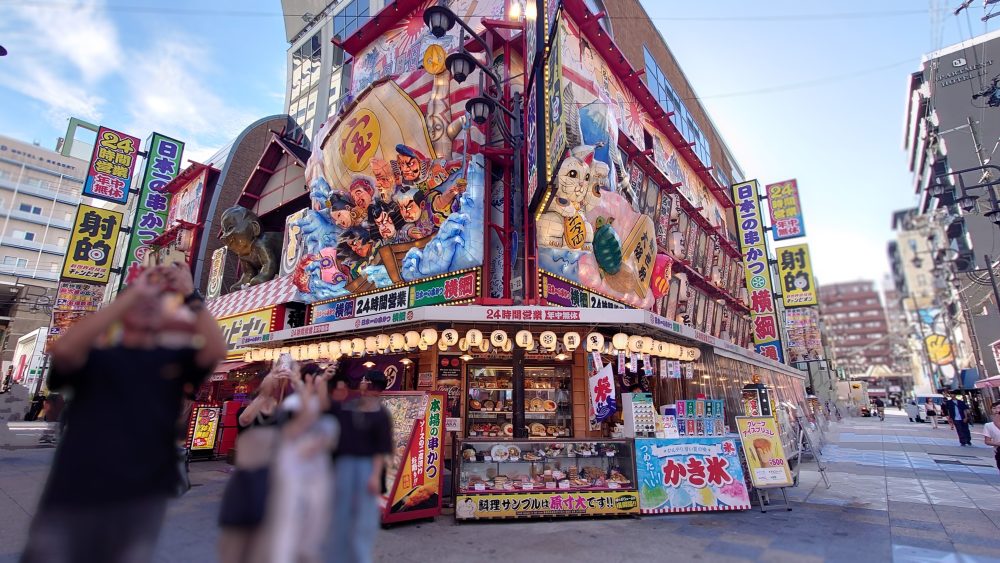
[0,0,996,286]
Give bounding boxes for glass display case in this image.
[455,439,639,520]
[465,366,573,438]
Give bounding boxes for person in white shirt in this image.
[984,400,1000,474]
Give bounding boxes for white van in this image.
[915,394,945,422]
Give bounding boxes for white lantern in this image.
[251,348,265,362]
[243,351,252,362]
[318,342,330,358]
[490,330,508,347]
[339,340,352,357]
[466,329,483,347]
[328,341,341,357]
[350,338,365,356]
[389,333,405,352]
[438,339,450,352]
[441,329,460,346]
[666,343,681,359]
[307,343,320,359]
[263,348,275,362]
[376,334,390,351]
[458,338,470,352]
[585,332,605,352]
[420,328,438,346]
[655,341,668,357]
[404,331,421,349]
[290,347,302,361]
[640,336,654,354]
[479,339,490,353]
[502,339,513,352]
[280,346,291,357]
[627,335,643,354]
[563,331,581,351]
[539,331,558,351]
[515,330,534,349]
[365,336,378,354]
[612,333,629,351]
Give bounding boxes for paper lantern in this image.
[418,341,428,351]
[458,338,470,352]
[404,331,421,349]
[627,335,643,353]
[290,347,302,361]
[682,347,702,361]
[655,341,668,357]
[438,339,450,352]
[339,339,351,357]
[350,338,365,356]
[539,331,558,351]
[640,336,654,354]
[466,329,483,347]
[317,342,329,358]
[263,349,275,362]
[441,329,460,346]
[479,339,490,353]
[563,331,581,351]
[389,333,405,352]
[243,351,252,362]
[650,254,673,299]
[490,330,508,347]
[376,334,390,351]
[279,347,291,357]
[665,343,681,359]
[612,333,629,351]
[365,337,378,354]
[307,343,320,359]
[502,339,513,352]
[421,328,438,346]
[515,330,534,348]
[585,332,605,352]
[251,348,265,362]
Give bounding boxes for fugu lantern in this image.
[585,332,605,352]
[650,254,673,299]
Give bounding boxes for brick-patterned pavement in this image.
[2,409,999,562]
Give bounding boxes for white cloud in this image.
[121,38,261,159]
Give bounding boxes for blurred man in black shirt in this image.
[20,264,226,563]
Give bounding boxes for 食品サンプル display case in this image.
[465,365,573,438]
[454,439,639,520]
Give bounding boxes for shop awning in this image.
[975,375,1000,389]
[210,360,254,382]
[207,275,298,319]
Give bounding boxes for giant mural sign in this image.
[291,2,502,304]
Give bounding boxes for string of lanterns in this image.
[241,328,701,363]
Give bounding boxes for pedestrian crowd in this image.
[17,264,393,563]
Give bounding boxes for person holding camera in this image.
[20,264,226,563]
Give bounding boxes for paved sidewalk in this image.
[1,411,998,562]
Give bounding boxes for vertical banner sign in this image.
[588,363,618,426]
[46,282,105,352]
[206,247,227,300]
[785,307,823,363]
[83,126,140,205]
[62,204,124,284]
[731,181,784,363]
[765,179,806,240]
[120,133,185,288]
[544,13,565,184]
[381,392,446,525]
[775,243,817,307]
[735,416,794,488]
[190,406,221,450]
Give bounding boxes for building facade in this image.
[818,281,893,377]
[0,135,86,363]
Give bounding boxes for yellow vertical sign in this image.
[62,204,124,284]
[775,243,817,307]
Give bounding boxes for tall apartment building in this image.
[818,281,893,376]
[0,135,85,362]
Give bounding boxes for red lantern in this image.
[650,254,673,298]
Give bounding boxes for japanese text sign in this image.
[218,309,273,350]
[54,281,103,312]
[635,437,751,513]
[120,133,185,288]
[190,406,221,451]
[62,204,124,284]
[166,169,207,228]
[785,307,823,363]
[735,416,793,488]
[83,126,140,205]
[456,491,639,520]
[589,363,618,426]
[776,243,817,307]
[765,179,806,240]
[383,392,446,524]
[731,180,783,362]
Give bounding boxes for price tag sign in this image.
[445,417,461,432]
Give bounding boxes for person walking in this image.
[328,370,393,563]
[984,401,1000,474]
[874,397,885,421]
[925,398,940,429]
[943,393,973,446]
[19,264,226,563]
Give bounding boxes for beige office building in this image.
[0,135,86,363]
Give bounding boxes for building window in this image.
[3,256,28,268]
[63,212,72,222]
[57,237,66,248]
[642,46,711,168]
[12,230,36,241]
[49,262,58,273]
[18,203,42,215]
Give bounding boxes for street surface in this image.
[2,410,1000,563]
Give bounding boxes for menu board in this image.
[380,392,446,524]
[735,416,794,489]
[190,406,221,451]
[635,437,751,514]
